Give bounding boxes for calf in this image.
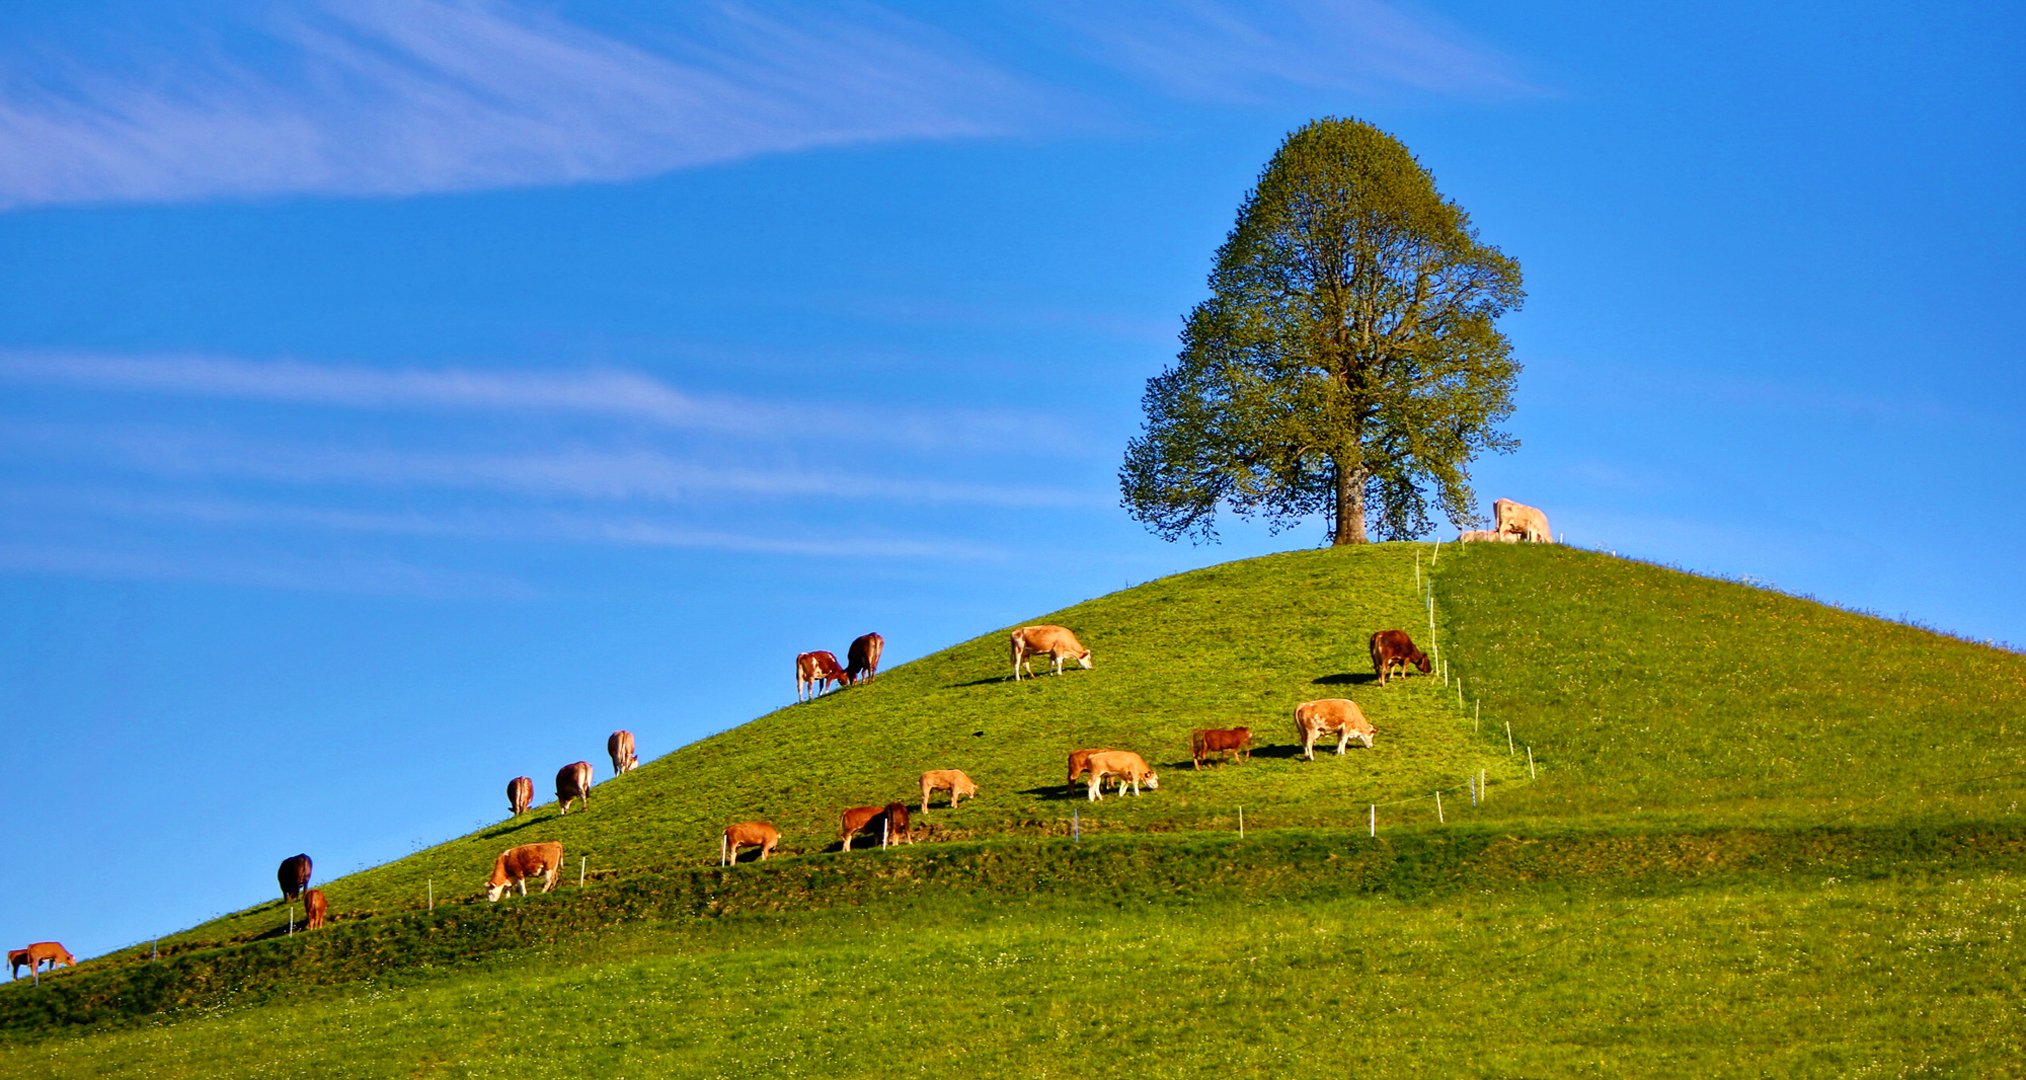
[507,775,534,817]
[1493,498,1553,543]
[1085,750,1158,801]
[556,761,593,815]
[1010,625,1093,681]
[1190,727,1252,769]
[796,650,853,702]
[303,888,329,930]
[846,632,885,683]
[722,822,780,864]
[920,769,979,811]
[1370,629,1431,686]
[277,853,313,902]
[485,841,565,901]
[1294,698,1376,760]
[607,730,638,776]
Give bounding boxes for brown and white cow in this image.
[1493,498,1553,543]
[485,841,565,901]
[607,730,638,776]
[13,942,74,977]
[303,888,328,930]
[1010,625,1093,681]
[556,761,593,815]
[1085,750,1158,801]
[920,769,979,811]
[1191,727,1252,769]
[1457,529,1518,543]
[507,775,534,817]
[796,650,853,702]
[277,853,312,902]
[722,822,780,865]
[846,632,885,683]
[1294,698,1376,760]
[1370,629,1432,686]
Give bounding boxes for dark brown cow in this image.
[556,761,593,815]
[1190,727,1252,770]
[7,949,29,980]
[839,803,911,851]
[1370,629,1432,686]
[277,853,312,902]
[486,841,565,901]
[846,632,885,682]
[13,942,74,978]
[303,888,328,930]
[607,730,638,776]
[722,822,780,864]
[796,650,853,702]
[507,775,534,817]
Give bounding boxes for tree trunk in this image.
[1332,461,1368,545]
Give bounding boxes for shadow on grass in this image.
[481,816,550,840]
[1310,672,1378,686]
[1248,744,1310,760]
[1017,784,1089,803]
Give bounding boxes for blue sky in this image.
[2,1,2020,959]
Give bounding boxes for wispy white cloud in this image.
[0,539,537,597]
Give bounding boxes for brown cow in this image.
[277,853,312,902]
[485,841,565,901]
[839,803,912,851]
[1085,750,1158,801]
[607,730,638,776]
[796,650,853,702]
[722,822,780,864]
[1294,698,1376,760]
[303,889,328,930]
[920,769,978,811]
[1010,625,1093,681]
[556,761,593,815]
[1191,727,1252,769]
[1493,498,1553,543]
[846,632,885,683]
[1370,629,1432,686]
[13,942,74,977]
[7,949,27,980]
[507,775,534,817]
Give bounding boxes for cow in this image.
[1493,498,1553,543]
[846,632,885,683]
[485,841,565,901]
[1085,750,1158,801]
[277,853,312,902]
[1370,629,1432,686]
[1190,727,1252,770]
[796,650,853,702]
[839,803,911,851]
[920,769,979,811]
[303,889,328,930]
[556,761,593,815]
[722,822,780,864]
[607,730,638,776]
[1010,625,1093,681]
[507,775,534,817]
[7,949,29,980]
[1294,698,1376,761]
[12,942,75,978]
[1458,529,1517,543]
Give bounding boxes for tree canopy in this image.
[1120,117,1523,545]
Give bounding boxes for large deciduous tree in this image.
[1120,117,1523,545]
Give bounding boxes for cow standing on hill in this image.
[1458,529,1517,543]
[846,632,885,683]
[722,822,780,864]
[1493,498,1553,543]
[485,841,565,901]
[839,803,912,850]
[303,889,328,930]
[12,942,73,978]
[1295,698,1376,760]
[1191,727,1252,769]
[556,761,593,815]
[920,769,978,810]
[796,650,853,702]
[1084,750,1158,801]
[277,853,313,902]
[507,776,534,817]
[1370,630,1432,686]
[1010,625,1093,681]
[607,730,638,776]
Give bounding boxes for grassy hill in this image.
[5,543,2022,1076]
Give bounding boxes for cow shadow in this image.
[1018,784,1088,803]
[480,816,548,840]
[1248,744,1308,760]
[1311,672,1378,686]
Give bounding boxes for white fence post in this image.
[1238,806,1245,839]
[1528,746,1537,780]
[1368,804,1376,837]
[579,856,586,887]
[1436,790,1445,824]
[428,880,434,911]
[1506,721,1515,755]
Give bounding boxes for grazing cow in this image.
[556,761,593,815]
[1294,698,1376,761]
[1010,625,1093,681]
[13,942,74,978]
[1370,629,1432,686]
[796,650,853,702]
[883,802,913,845]
[920,769,979,811]
[846,632,885,683]
[722,822,780,864]
[1085,750,1158,801]
[303,889,328,930]
[1458,529,1517,543]
[607,730,638,776]
[485,841,565,902]
[277,853,312,902]
[1190,727,1252,770]
[839,803,912,851]
[507,776,534,817]
[7,949,29,980]
[1493,498,1553,543]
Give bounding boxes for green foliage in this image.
[1121,117,1523,545]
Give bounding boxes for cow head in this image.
[485,881,508,902]
[1077,650,1094,670]
[1143,771,1159,791]
[1414,653,1432,674]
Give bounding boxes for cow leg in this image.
[1087,776,1102,801]
[1336,732,1350,756]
